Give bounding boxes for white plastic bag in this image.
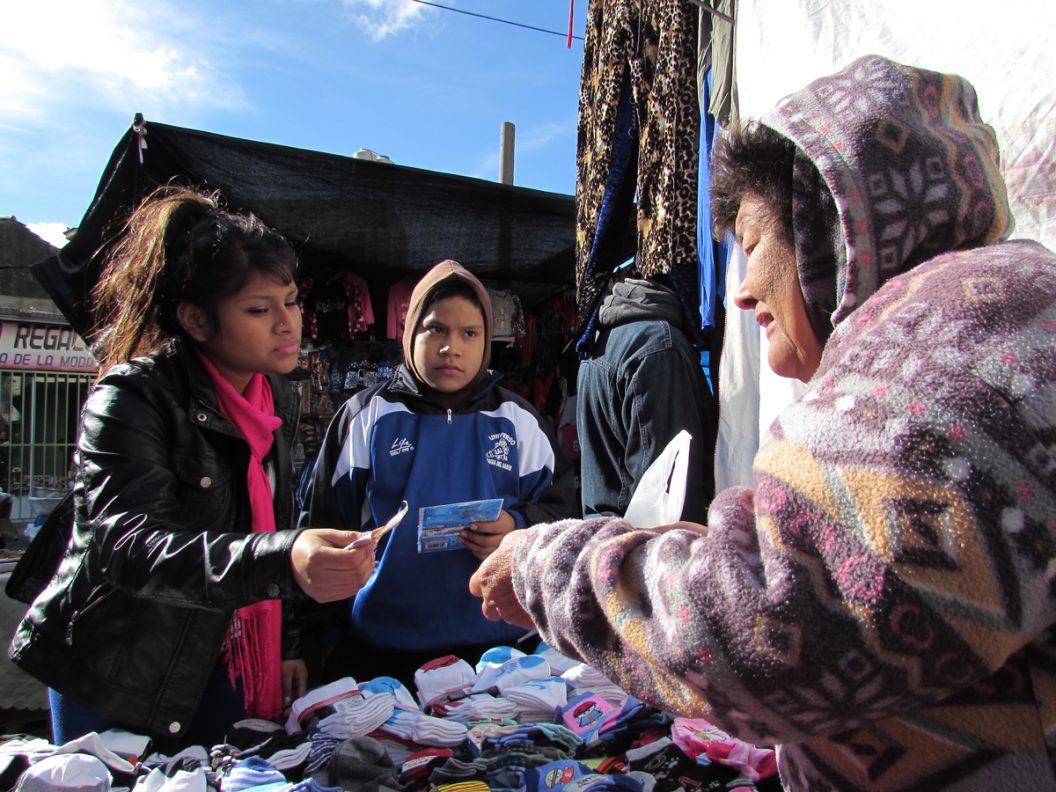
[622,430,692,529]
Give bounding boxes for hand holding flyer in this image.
[417,498,504,553]
[344,499,409,550]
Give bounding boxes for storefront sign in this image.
[0,321,97,372]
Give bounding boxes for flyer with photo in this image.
[417,498,504,553]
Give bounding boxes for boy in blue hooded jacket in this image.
[300,259,577,686]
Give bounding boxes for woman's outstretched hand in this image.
[460,509,517,560]
[468,529,534,629]
[291,528,375,602]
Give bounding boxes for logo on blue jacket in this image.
[390,437,414,456]
[486,432,515,471]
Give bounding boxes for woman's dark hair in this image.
[710,121,797,242]
[90,185,297,372]
[422,279,485,319]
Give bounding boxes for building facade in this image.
[0,218,94,526]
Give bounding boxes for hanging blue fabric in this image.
[575,76,639,359]
[697,68,730,330]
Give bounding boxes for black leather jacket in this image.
[9,340,304,739]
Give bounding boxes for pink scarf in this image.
[198,353,284,721]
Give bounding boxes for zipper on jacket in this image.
[278,382,301,530]
[66,585,114,647]
[447,409,452,425]
[289,387,303,445]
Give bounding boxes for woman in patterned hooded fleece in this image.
[471,55,1056,790]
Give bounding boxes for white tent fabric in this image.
[715,0,1056,489]
[713,246,759,490]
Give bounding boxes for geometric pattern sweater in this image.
[512,56,1056,791]
[514,242,1056,790]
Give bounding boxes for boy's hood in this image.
[402,259,493,391]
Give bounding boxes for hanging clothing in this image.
[695,68,730,333]
[713,245,759,491]
[304,273,374,341]
[574,0,701,354]
[696,0,738,126]
[386,280,415,341]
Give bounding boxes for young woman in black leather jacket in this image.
[9,186,376,747]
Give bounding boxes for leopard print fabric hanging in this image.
[575,0,701,344]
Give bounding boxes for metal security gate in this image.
[0,369,92,525]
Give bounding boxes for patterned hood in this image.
[761,54,1014,342]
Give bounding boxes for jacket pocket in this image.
[171,453,234,525]
[65,584,163,685]
[66,583,117,648]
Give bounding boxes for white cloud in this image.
[26,222,71,249]
[518,118,575,154]
[0,0,247,121]
[0,54,47,126]
[341,0,434,40]
[469,117,575,182]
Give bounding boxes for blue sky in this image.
[1,0,586,247]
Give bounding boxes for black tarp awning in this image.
[35,117,615,342]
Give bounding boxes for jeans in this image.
[49,661,245,749]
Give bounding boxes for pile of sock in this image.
[0,641,781,792]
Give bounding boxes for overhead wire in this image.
[407,0,584,42]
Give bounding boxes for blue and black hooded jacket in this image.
[300,261,577,652]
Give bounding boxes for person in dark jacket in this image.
[577,272,717,523]
[300,260,578,688]
[9,185,375,748]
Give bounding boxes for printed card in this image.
[417,498,503,553]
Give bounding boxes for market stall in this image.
[31,116,630,485]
